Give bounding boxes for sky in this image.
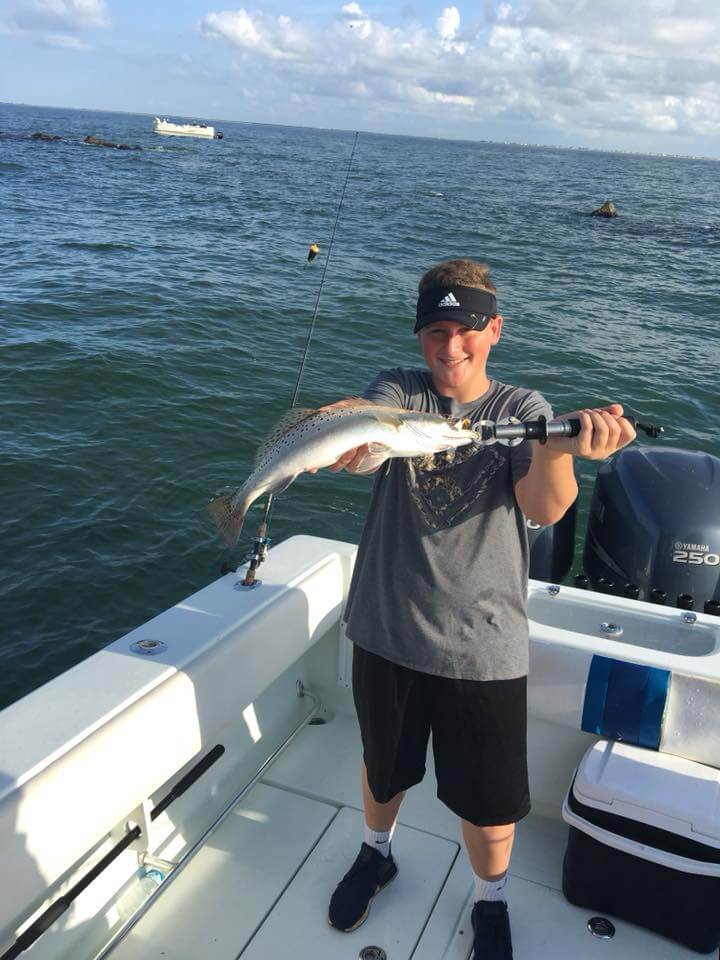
[2,0,720,157]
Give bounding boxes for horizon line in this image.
[2,99,718,164]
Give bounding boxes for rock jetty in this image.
[83,135,139,151]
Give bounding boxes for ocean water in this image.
[1,102,719,709]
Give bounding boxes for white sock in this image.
[473,871,508,903]
[364,823,395,858]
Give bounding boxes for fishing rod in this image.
[238,131,360,587]
[230,408,663,582]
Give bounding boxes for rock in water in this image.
[31,132,62,141]
[83,135,139,150]
[591,201,618,218]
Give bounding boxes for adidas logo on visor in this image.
[437,292,460,308]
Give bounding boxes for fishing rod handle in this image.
[492,416,580,442]
[541,417,581,440]
[540,414,664,441]
[493,415,663,443]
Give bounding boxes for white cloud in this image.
[196,1,720,146]
[203,11,262,51]
[436,5,467,53]
[23,0,109,29]
[201,9,312,60]
[408,84,474,108]
[652,17,713,45]
[4,0,109,43]
[437,6,459,41]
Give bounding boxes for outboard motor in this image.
[528,500,576,583]
[582,446,720,611]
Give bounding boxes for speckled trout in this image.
[207,401,479,546]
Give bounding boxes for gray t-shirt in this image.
[343,368,554,681]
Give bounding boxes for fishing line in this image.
[289,130,359,407]
[239,130,360,586]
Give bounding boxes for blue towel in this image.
[581,656,670,749]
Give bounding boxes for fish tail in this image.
[207,493,246,548]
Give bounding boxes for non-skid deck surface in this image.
[110,792,457,960]
[109,711,705,959]
[242,806,458,959]
[109,783,336,960]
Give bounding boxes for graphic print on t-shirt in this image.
[406,441,506,530]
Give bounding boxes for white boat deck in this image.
[108,710,699,960]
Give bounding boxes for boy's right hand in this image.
[308,443,375,474]
[327,444,374,473]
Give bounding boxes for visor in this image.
[415,285,497,334]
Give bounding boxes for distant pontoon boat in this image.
[153,117,215,139]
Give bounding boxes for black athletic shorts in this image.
[352,645,530,827]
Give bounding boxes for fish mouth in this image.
[405,418,479,446]
[451,417,477,433]
[446,417,481,442]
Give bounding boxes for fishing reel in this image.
[473,417,524,447]
[220,533,270,586]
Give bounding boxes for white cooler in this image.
[561,739,720,954]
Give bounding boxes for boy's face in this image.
[418,316,503,397]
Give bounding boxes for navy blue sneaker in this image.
[328,842,398,932]
[471,899,513,958]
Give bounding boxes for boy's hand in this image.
[544,403,636,460]
[327,444,374,473]
[308,442,375,474]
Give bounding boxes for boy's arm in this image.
[514,404,636,525]
[514,446,577,526]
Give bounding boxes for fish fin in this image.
[207,493,246,548]
[271,407,318,431]
[367,406,404,429]
[340,397,402,425]
[353,443,392,474]
[268,473,297,495]
[367,441,392,454]
[338,396,375,406]
[253,408,318,466]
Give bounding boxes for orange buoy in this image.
[307,243,320,262]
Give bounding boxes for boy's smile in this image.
[418,316,503,403]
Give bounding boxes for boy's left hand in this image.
[545,403,637,460]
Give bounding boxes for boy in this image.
[323,259,635,958]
